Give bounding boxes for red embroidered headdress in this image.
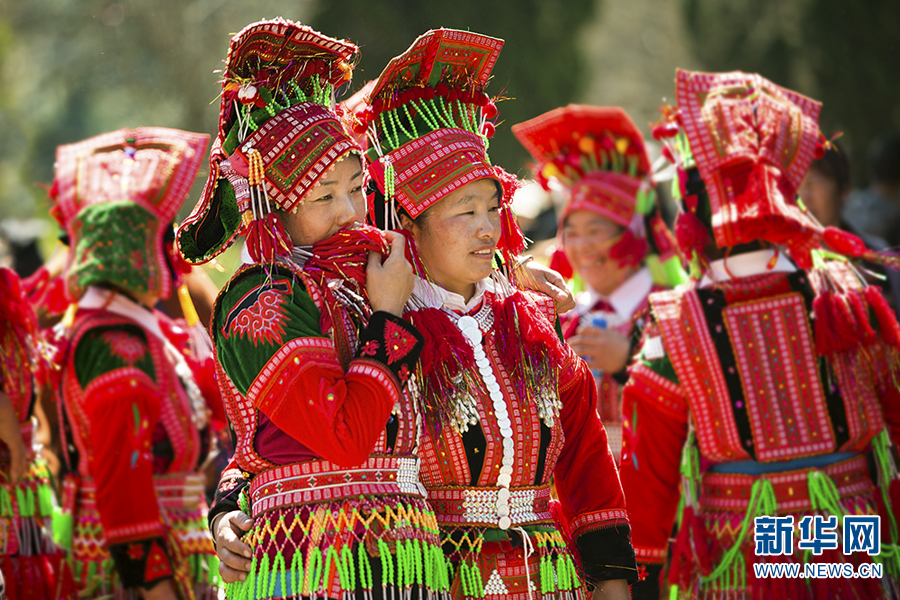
[50,127,208,300]
[513,105,682,280]
[659,70,824,266]
[177,18,361,264]
[362,29,525,258]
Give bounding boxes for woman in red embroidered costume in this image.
[0,267,76,599]
[176,19,454,599]
[48,127,221,600]
[512,106,685,463]
[620,70,900,600]
[360,29,637,600]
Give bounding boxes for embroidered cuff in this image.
[207,468,250,532]
[631,563,664,600]
[575,523,639,585]
[356,311,423,386]
[107,536,173,589]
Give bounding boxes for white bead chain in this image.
[456,314,513,530]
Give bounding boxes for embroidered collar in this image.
[78,286,168,343]
[411,277,497,314]
[577,267,653,320]
[700,248,797,287]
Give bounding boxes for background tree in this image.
[681,0,900,185]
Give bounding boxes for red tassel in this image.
[865,285,900,350]
[246,214,293,263]
[674,210,709,258]
[493,167,526,256]
[608,229,648,268]
[847,290,878,344]
[813,291,859,356]
[548,246,574,280]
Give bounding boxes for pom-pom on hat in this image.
[513,105,653,228]
[363,28,525,257]
[659,69,824,264]
[177,19,361,265]
[50,128,208,301]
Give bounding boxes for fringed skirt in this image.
[224,457,448,600]
[64,474,219,599]
[0,457,77,600]
[668,454,900,600]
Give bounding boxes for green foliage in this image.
[310,0,598,176]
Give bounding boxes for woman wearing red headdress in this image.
[176,19,454,600]
[48,127,220,600]
[0,267,75,599]
[360,30,638,600]
[513,106,685,465]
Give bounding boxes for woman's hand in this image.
[568,326,631,374]
[367,231,414,316]
[516,260,576,313]
[590,579,631,600]
[212,510,255,583]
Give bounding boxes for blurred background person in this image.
[513,105,685,463]
[800,140,900,314]
[48,128,220,599]
[0,266,75,600]
[844,132,900,248]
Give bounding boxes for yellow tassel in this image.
[177,284,200,328]
[61,303,77,329]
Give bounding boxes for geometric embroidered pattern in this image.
[723,293,834,461]
[653,289,751,462]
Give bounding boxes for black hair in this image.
[809,139,851,196]
[869,132,900,185]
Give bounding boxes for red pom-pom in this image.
[422,86,436,100]
[474,92,489,106]
[548,246,574,280]
[483,102,498,119]
[814,143,826,160]
[661,144,675,164]
[481,122,496,138]
[651,122,679,141]
[435,82,449,97]
[823,226,867,257]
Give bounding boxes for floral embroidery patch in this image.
[223,279,290,346]
[102,331,147,364]
[383,319,416,364]
[361,340,379,356]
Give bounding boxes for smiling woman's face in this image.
[279,154,366,246]
[401,178,501,302]
[561,209,633,295]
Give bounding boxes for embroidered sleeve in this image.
[619,350,689,581]
[553,347,638,584]
[214,265,424,467]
